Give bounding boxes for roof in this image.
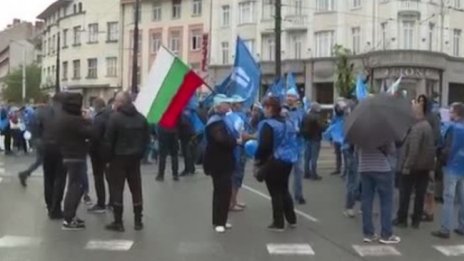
[37,0,72,20]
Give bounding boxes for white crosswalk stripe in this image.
[0,236,41,248]
[0,177,3,183]
[0,168,5,175]
[434,245,464,256]
[266,244,315,255]
[85,240,134,251]
[353,245,402,257]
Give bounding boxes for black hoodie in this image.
[104,103,149,159]
[56,92,95,159]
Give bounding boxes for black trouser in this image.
[22,140,43,176]
[63,160,87,222]
[158,135,179,177]
[108,155,143,223]
[180,137,195,174]
[3,127,11,152]
[334,143,342,172]
[212,172,232,226]
[90,154,109,207]
[42,145,67,216]
[397,170,429,224]
[265,160,297,228]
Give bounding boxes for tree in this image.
[334,45,355,99]
[2,64,44,103]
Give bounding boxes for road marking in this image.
[242,185,319,222]
[353,245,401,257]
[0,168,5,174]
[0,177,3,183]
[267,244,315,255]
[434,245,464,256]
[0,236,41,248]
[85,240,134,251]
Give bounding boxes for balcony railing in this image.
[284,15,308,30]
[399,0,420,10]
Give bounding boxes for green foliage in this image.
[334,45,355,99]
[3,64,44,103]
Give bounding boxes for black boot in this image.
[134,205,144,231]
[106,205,125,232]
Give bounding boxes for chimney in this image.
[13,19,21,25]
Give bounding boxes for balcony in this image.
[283,15,308,31]
[398,0,421,16]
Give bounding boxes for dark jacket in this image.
[302,112,324,141]
[37,103,61,147]
[399,119,436,172]
[56,93,95,160]
[90,107,112,156]
[104,103,149,159]
[203,119,237,175]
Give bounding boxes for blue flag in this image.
[355,74,368,101]
[287,72,297,90]
[215,74,232,95]
[265,78,285,102]
[229,37,261,108]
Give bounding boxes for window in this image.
[262,35,275,61]
[454,29,461,56]
[106,57,117,77]
[48,37,51,55]
[62,61,68,80]
[289,33,304,59]
[63,29,68,47]
[191,29,202,51]
[78,2,82,12]
[221,5,230,26]
[262,1,274,19]
[402,21,414,49]
[429,23,435,51]
[352,0,361,8]
[381,22,387,49]
[456,0,461,8]
[315,31,335,57]
[169,30,181,54]
[73,4,77,14]
[239,2,254,24]
[43,40,47,56]
[52,35,56,54]
[73,26,81,45]
[88,23,99,43]
[193,0,202,16]
[352,27,361,54]
[72,60,80,79]
[221,42,229,64]
[172,0,181,19]
[316,0,336,12]
[87,58,97,79]
[243,39,255,54]
[107,22,118,42]
[152,1,162,21]
[151,32,162,53]
[293,0,303,15]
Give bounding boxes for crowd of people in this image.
[0,87,463,245]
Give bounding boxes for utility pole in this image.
[55,32,61,93]
[275,0,282,78]
[131,0,141,94]
[22,48,26,102]
[440,0,445,53]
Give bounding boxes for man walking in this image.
[56,92,95,230]
[156,125,180,181]
[104,92,149,232]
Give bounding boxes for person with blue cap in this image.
[284,87,306,205]
[203,94,238,233]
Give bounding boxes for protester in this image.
[88,97,111,213]
[432,102,464,239]
[1,103,12,155]
[156,125,180,181]
[394,102,435,229]
[179,109,196,176]
[331,102,345,175]
[56,92,95,230]
[302,102,324,180]
[104,92,149,232]
[203,94,237,233]
[255,97,298,232]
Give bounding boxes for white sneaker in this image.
[379,235,401,244]
[215,226,226,233]
[225,223,232,229]
[344,209,356,218]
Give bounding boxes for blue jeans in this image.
[344,150,359,209]
[361,171,394,239]
[232,146,246,189]
[304,140,321,178]
[440,171,464,233]
[292,147,305,200]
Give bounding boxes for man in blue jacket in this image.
[432,102,464,239]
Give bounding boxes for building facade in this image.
[120,0,211,92]
[209,0,464,105]
[38,0,121,104]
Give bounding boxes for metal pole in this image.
[440,0,445,52]
[131,0,141,94]
[55,32,61,93]
[22,48,26,102]
[275,0,282,78]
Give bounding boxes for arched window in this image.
[73,4,76,14]
[78,3,83,13]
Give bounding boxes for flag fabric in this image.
[387,76,402,95]
[229,37,261,108]
[135,46,204,129]
[215,74,233,95]
[355,74,368,101]
[303,96,311,112]
[287,72,297,90]
[265,78,285,102]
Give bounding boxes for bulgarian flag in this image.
[135,46,204,128]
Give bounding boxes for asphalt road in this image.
[0,147,463,261]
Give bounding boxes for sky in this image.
[0,0,55,30]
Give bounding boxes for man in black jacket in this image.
[88,98,112,213]
[56,92,95,230]
[104,91,149,232]
[302,103,324,180]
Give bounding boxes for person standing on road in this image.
[156,125,180,181]
[255,97,297,232]
[104,92,149,232]
[432,102,464,239]
[203,94,237,233]
[56,92,95,230]
[393,102,435,229]
[178,109,196,176]
[302,102,324,181]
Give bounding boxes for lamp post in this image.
[12,40,27,102]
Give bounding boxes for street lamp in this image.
[11,40,27,102]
